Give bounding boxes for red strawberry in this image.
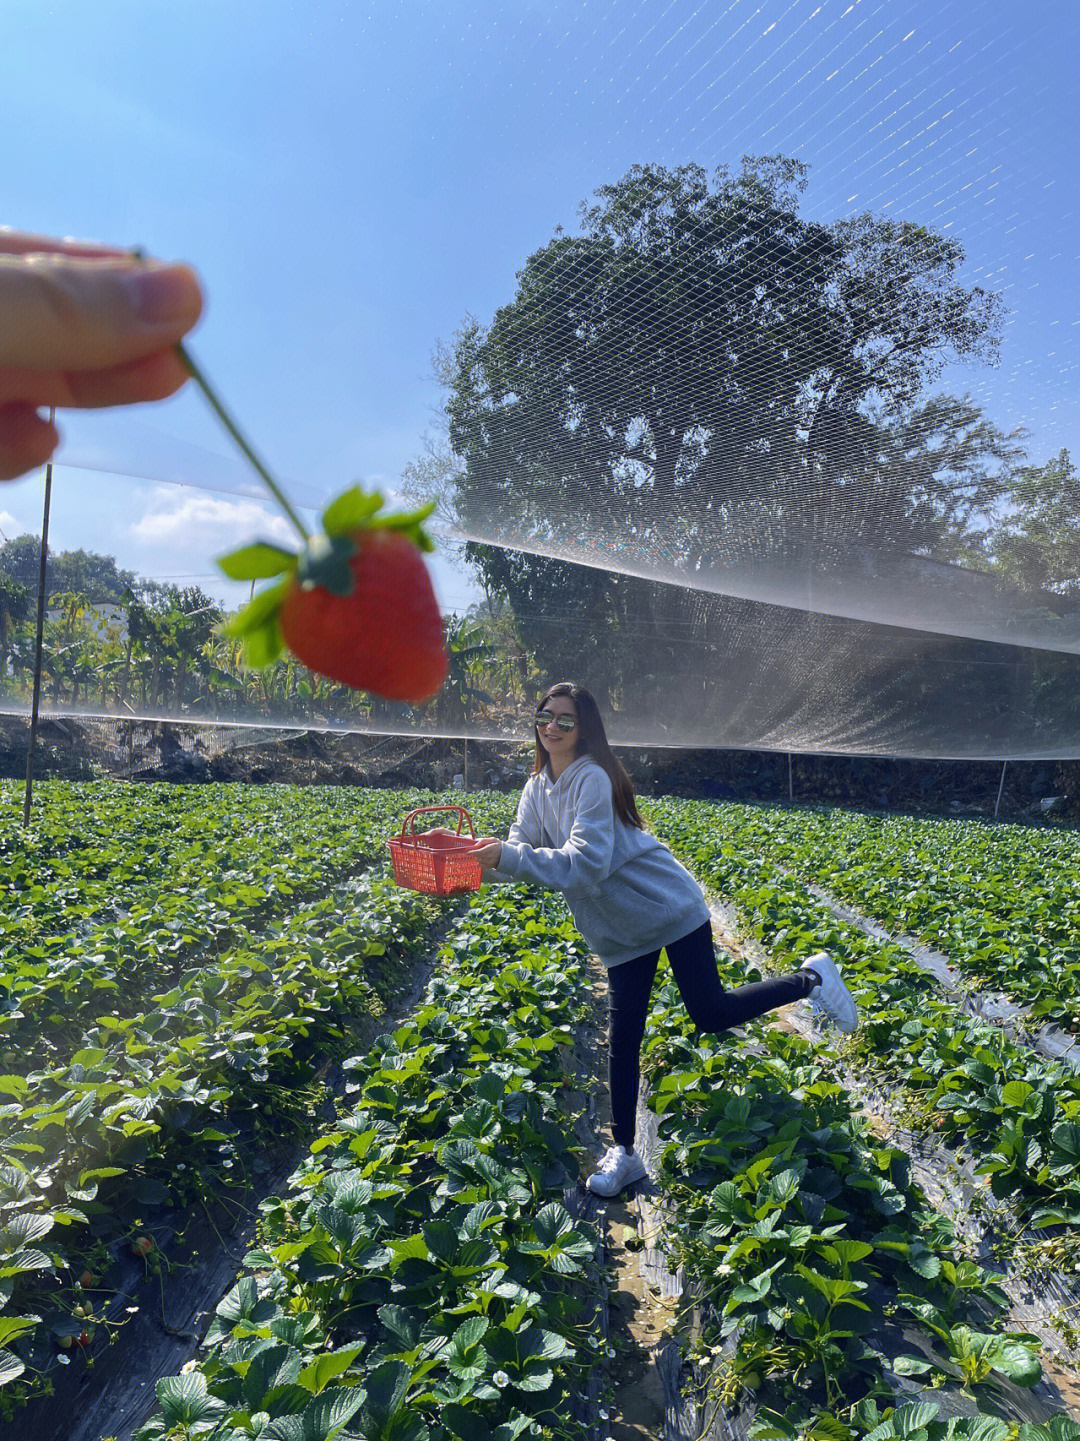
[279,529,447,702]
[219,488,447,704]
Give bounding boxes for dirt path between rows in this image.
[567,964,677,1440]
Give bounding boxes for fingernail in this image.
[123,263,201,327]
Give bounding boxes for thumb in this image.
[0,254,202,371]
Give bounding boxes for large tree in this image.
[991,449,1080,599]
[442,158,1011,695]
[0,535,139,603]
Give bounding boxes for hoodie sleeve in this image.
[495,769,615,892]
[505,782,543,848]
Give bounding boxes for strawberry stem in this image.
[175,341,310,545]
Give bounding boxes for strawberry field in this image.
[3,782,1080,1441]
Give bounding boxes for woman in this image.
[471,682,858,1198]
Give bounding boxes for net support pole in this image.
[464,739,469,793]
[23,437,54,829]
[994,759,1008,819]
[788,752,793,803]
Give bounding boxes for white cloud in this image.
[0,511,22,536]
[128,488,297,552]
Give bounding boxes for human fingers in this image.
[0,254,203,371]
[0,404,59,481]
[471,840,503,867]
[0,229,132,260]
[0,348,192,409]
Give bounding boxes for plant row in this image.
[0,782,399,944]
[639,966,1059,1439]
[0,784,427,1067]
[131,882,602,1441]
[0,867,434,1412]
[669,800,1080,1026]
[645,798,1080,1242]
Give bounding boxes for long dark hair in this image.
[533,682,644,830]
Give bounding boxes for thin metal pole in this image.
[463,739,469,793]
[788,752,793,803]
[24,431,54,828]
[994,759,1007,819]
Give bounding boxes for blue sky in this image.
[2,0,1077,613]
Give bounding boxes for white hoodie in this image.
[493,755,710,968]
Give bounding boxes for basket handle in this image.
[400,805,476,839]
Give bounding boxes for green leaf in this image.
[298,1344,364,1395]
[823,1239,874,1267]
[0,1349,25,1387]
[242,1342,304,1409]
[369,501,438,551]
[0,1315,39,1348]
[1001,1080,1035,1110]
[223,577,291,639]
[322,487,385,536]
[1049,1121,1080,1176]
[4,1212,53,1244]
[952,1419,1011,1441]
[244,616,287,668]
[808,1416,853,1441]
[749,1409,799,1441]
[354,1360,427,1441]
[1019,1422,1080,1441]
[217,542,298,581]
[298,1386,367,1440]
[891,1354,934,1376]
[155,1371,226,1427]
[866,1408,932,1441]
[987,1337,1042,1387]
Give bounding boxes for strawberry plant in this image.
[0,783,511,1413]
[655,799,1080,1025]
[132,884,601,1441]
[646,796,1080,1230]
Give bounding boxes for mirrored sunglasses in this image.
[535,710,578,733]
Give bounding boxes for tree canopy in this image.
[992,449,1080,598]
[441,157,1015,687]
[0,536,140,603]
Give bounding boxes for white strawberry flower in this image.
[493,1369,510,1388]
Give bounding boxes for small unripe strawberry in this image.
[57,1334,73,1350]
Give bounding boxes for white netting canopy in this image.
[2,0,1078,756]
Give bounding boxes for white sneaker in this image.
[802,952,858,1034]
[586,1144,648,1197]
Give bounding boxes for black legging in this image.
[606,921,817,1150]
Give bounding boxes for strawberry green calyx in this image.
[320,486,437,550]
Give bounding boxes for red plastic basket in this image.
[387,805,484,896]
